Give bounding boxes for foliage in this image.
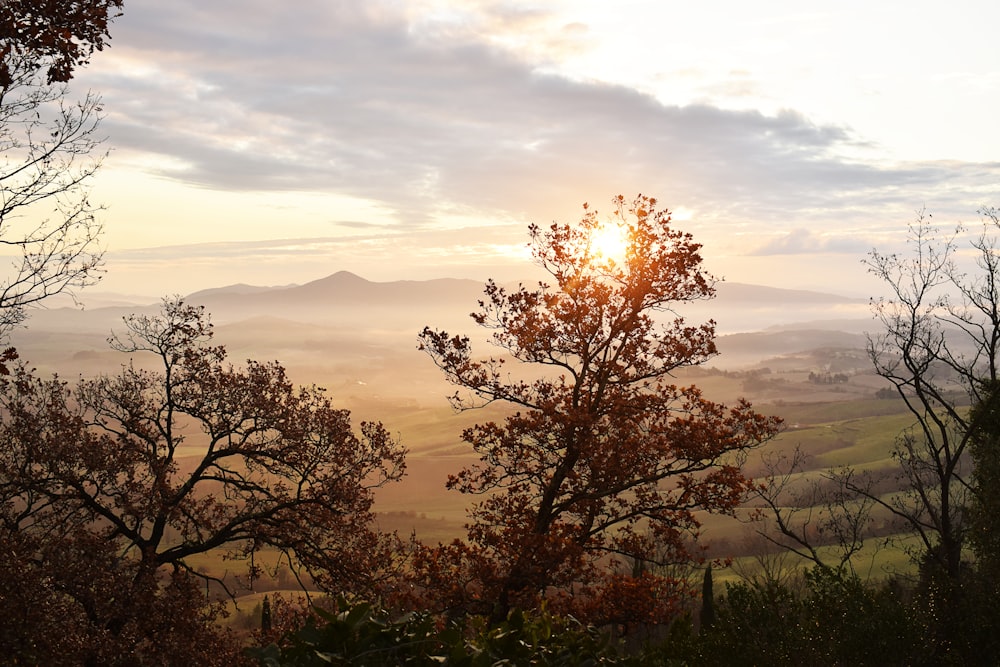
[966,378,1000,578]
[693,568,919,667]
[948,378,1000,662]
[250,598,446,666]
[249,599,652,666]
[415,195,781,621]
[914,540,1000,664]
[0,299,405,663]
[0,0,123,84]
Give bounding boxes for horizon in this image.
[49,266,876,304]
[27,267,874,342]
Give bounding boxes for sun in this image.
[589,222,630,266]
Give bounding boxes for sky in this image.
[57,0,1000,297]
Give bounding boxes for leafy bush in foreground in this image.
[248,599,657,666]
[693,567,919,667]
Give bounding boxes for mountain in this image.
[180,272,876,359]
[186,282,297,300]
[181,271,486,327]
[179,272,868,320]
[11,272,876,375]
[713,282,867,305]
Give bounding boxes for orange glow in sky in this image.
[589,223,630,267]
[43,1,1000,299]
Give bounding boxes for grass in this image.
[815,413,915,467]
[759,408,914,472]
[768,397,913,425]
[715,532,923,588]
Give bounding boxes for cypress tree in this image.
[700,565,715,630]
[261,595,272,634]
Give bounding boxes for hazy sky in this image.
[61,0,1000,297]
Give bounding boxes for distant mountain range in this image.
[17,271,876,369]
[185,270,866,303]
[181,270,870,328]
[187,271,485,310]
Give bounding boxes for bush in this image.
[692,568,919,666]
[248,599,654,666]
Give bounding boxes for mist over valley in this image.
[13,271,888,537]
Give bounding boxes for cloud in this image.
[75,1,1000,237]
[749,228,872,256]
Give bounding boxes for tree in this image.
[700,565,715,630]
[956,379,1000,661]
[749,446,883,572]
[0,0,124,85]
[262,595,273,634]
[861,210,1000,579]
[0,298,406,664]
[967,378,1000,578]
[0,1,121,335]
[416,195,781,621]
[861,207,1000,662]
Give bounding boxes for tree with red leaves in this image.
[0,0,123,85]
[0,298,406,664]
[416,195,781,622]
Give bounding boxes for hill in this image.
[15,271,875,369]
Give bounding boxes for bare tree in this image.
[861,208,1000,580]
[748,447,882,573]
[0,0,123,335]
[729,530,802,591]
[0,53,105,334]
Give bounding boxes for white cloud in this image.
[749,228,872,256]
[75,2,1000,233]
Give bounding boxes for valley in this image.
[12,272,911,591]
